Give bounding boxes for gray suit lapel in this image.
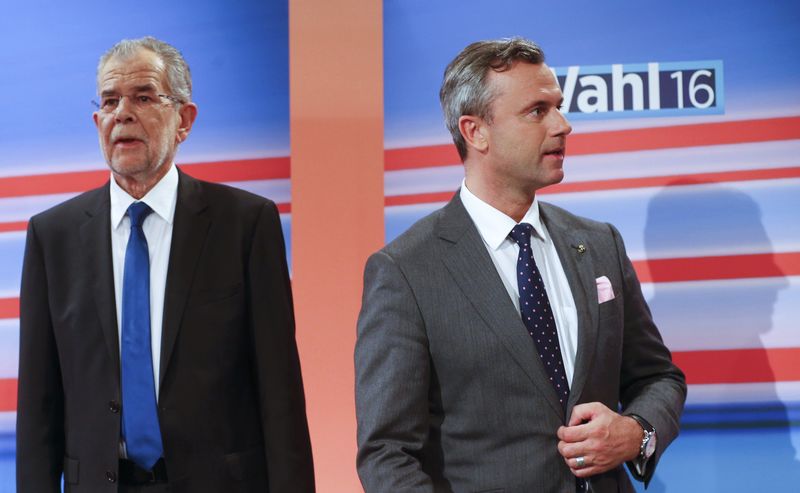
[80,184,120,378]
[540,203,598,416]
[438,195,565,419]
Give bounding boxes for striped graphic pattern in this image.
[1,116,798,428]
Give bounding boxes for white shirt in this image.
[109,164,178,398]
[460,181,579,385]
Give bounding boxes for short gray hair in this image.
[97,36,192,103]
[440,37,545,161]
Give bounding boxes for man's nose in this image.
[114,96,136,122]
[551,109,572,136]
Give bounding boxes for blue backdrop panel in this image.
[0,1,290,490]
[383,0,800,491]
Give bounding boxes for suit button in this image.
[108,400,120,413]
[106,471,116,483]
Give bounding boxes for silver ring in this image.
[576,456,586,468]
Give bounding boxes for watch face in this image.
[644,432,657,458]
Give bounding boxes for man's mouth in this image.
[543,147,565,159]
[113,137,143,147]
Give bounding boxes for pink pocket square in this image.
[596,276,615,303]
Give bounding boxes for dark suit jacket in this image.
[17,169,315,493]
[355,194,686,493]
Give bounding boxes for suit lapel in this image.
[540,204,599,416]
[438,195,565,419]
[159,170,211,387]
[79,184,120,376]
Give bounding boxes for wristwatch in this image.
[628,414,656,462]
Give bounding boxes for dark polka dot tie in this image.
[508,223,570,413]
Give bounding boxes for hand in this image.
[556,402,641,478]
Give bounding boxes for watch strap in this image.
[627,413,656,460]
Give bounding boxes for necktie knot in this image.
[128,202,153,228]
[509,222,534,247]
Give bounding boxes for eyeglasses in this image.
[91,93,183,113]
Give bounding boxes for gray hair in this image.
[440,37,545,161]
[97,36,192,103]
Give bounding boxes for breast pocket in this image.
[188,282,243,308]
[598,295,622,323]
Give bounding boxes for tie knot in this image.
[508,222,534,247]
[127,202,153,228]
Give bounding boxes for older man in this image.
[17,37,314,492]
[356,38,686,492]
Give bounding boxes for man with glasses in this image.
[17,37,315,492]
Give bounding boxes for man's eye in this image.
[530,107,542,116]
[102,98,119,108]
[137,95,153,103]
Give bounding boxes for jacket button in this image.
[106,471,116,483]
[108,400,120,413]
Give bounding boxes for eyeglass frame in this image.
[91,93,184,113]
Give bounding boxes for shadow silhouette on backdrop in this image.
[638,179,799,491]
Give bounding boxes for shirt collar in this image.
[110,164,179,230]
[459,179,544,250]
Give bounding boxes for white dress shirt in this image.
[460,182,579,385]
[109,164,178,398]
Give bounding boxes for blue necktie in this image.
[508,223,570,412]
[121,202,163,469]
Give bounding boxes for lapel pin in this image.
[575,244,586,254]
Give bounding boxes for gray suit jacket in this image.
[355,194,686,493]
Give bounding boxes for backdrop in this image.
[0,0,292,489]
[382,1,800,491]
[1,1,798,491]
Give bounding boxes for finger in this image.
[566,455,601,478]
[567,402,599,426]
[570,455,590,470]
[557,440,586,459]
[572,465,602,478]
[558,422,590,443]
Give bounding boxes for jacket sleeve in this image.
[247,201,315,492]
[609,222,687,486]
[355,250,435,493]
[16,218,65,492]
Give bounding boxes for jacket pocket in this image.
[224,447,266,482]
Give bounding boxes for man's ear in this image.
[176,102,198,144]
[458,115,489,154]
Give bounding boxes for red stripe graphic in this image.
[0,378,15,412]
[384,166,800,206]
[634,252,800,283]
[0,252,794,320]
[385,116,800,170]
[0,298,19,319]
[0,204,291,234]
[2,346,799,411]
[542,166,800,194]
[1,117,797,199]
[4,165,791,232]
[0,221,28,233]
[0,157,290,199]
[674,347,800,385]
